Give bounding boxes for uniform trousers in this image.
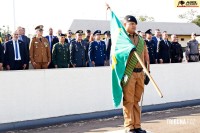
[123,71,144,130]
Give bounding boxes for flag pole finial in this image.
[105,3,111,11]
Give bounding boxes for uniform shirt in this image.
[70,40,88,67]
[52,42,70,66]
[29,37,51,63]
[128,34,148,68]
[145,39,157,64]
[187,39,199,54]
[88,40,106,66]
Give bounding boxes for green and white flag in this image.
[110,11,136,107]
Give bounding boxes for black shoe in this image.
[127,129,136,133]
[134,128,146,133]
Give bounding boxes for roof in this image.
[69,19,200,35]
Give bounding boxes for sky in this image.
[0,0,200,35]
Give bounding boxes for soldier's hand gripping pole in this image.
[134,52,163,98]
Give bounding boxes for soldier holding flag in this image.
[121,15,150,133]
[106,4,152,132]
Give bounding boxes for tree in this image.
[0,25,12,42]
[192,15,200,27]
[137,15,155,22]
[178,9,198,22]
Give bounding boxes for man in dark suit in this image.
[0,43,4,70]
[158,31,171,63]
[18,27,30,69]
[171,34,183,63]
[52,29,62,45]
[45,28,56,68]
[88,30,106,67]
[104,31,111,66]
[45,28,55,51]
[66,30,75,44]
[4,30,28,70]
[152,29,162,61]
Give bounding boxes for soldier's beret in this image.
[145,29,152,34]
[76,30,83,34]
[58,33,66,37]
[86,30,91,33]
[93,30,101,35]
[124,15,137,24]
[35,25,44,31]
[104,30,111,35]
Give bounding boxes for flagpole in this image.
[134,52,163,98]
[13,0,16,30]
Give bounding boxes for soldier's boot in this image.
[127,129,136,133]
[134,128,146,133]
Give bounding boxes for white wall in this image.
[0,63,200,124]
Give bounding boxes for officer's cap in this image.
[145,29,152,35]
[104,30,111,35]
[6,34,11,38]
[76,30,83,34]
[124,15,137,24]
[35,25,44,31]
[58,33,66,37]
[67,30,73,34]
[93,30,101,35]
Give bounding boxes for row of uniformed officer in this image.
[30,26,109,69]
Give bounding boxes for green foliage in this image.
[0,25,12,42]
[192,15,200,27]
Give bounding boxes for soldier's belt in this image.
[133,68,143,73]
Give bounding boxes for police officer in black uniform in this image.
[70,30,88,67]
[145,29,157,64]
